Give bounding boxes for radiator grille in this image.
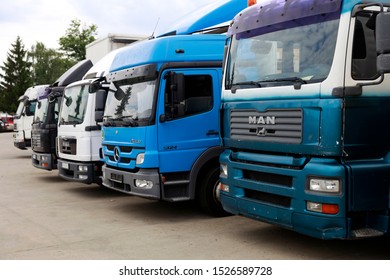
[230,109,303,144]
[31,132,41,148]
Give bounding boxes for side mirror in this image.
[95,89,108,122]
[376,12,390,73]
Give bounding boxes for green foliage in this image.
[28,42,75,85]
[0,36,33,113]
[0,19,98,113]
[59,19,98,61]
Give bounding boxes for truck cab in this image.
[219,0,390,239]
[100,0,248,216]
[57,50,121,184]
[101,34,227,215]
[13,85,48,149]
[31,60,93,170]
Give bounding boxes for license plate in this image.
[62,162,69,170]
[111,173,123,183]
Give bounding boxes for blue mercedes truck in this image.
[99,0,248,216]
[219,0,390,238]
[100,34,227,215]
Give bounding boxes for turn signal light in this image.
[307,201,339,215]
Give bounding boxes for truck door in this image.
[343,9,390,212]
[157,68,221,173]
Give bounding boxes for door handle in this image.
[206,130,219,136]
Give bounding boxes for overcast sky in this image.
[0,0,215,67]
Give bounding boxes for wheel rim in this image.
[214,181,222,203]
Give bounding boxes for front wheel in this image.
[197,166,231,217]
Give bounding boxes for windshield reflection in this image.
[59,85,89,125]
[226,18,340,90]
[103,80,156,127]
[34,99,48,123]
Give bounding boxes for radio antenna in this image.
[150,17,160,39]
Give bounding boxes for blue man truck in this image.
[219,0,390,239]
[100,0,248,216]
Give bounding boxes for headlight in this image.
[78,165,88,172]
[309,178,340,193]
[135,179,153,189]
[136,153,145,165]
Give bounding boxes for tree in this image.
[0,36,32,113]
[28,42,75,85]
[59,19,98,62]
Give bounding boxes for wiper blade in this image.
[103,117,116,127]
[120,116,138,127]
[64,120,81,125]
[231,81,261,93]
[103,116,138,127]
[259,77,307,89]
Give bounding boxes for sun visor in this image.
[52,59,93,87]
[156,0,247,37]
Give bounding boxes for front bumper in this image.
[32,152,56,170]
[102,165,161,199]
[58,159,102,185]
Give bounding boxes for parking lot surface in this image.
[0,132,389,260]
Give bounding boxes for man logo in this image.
[248,116,276,125]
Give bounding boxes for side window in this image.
[26,101,37,116]
[164,74,213,120]
[352,12,379,80]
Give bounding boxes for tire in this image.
[197,165,231,217]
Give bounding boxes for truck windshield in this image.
[59,85,89,125]
[103,79,156,127]
[226,17,340,90]
[34,98,49,123]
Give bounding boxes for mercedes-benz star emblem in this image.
[113,147,120,162]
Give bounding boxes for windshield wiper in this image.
[231,81,261,93]
[103,116,138,127]
[119,116,138,127]
[259,77,307,89]
[103,117,116,127]
[63,120,81,125]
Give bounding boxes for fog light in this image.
[135,179,153,189]
[221,183,230,192]
[307,201,339,215]
[309,178,340,193]
[78,174,88,180]
[78,165,88,172]
[136,153,145,165]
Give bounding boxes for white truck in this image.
[56,49,119,184]
[13,85,49,149]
